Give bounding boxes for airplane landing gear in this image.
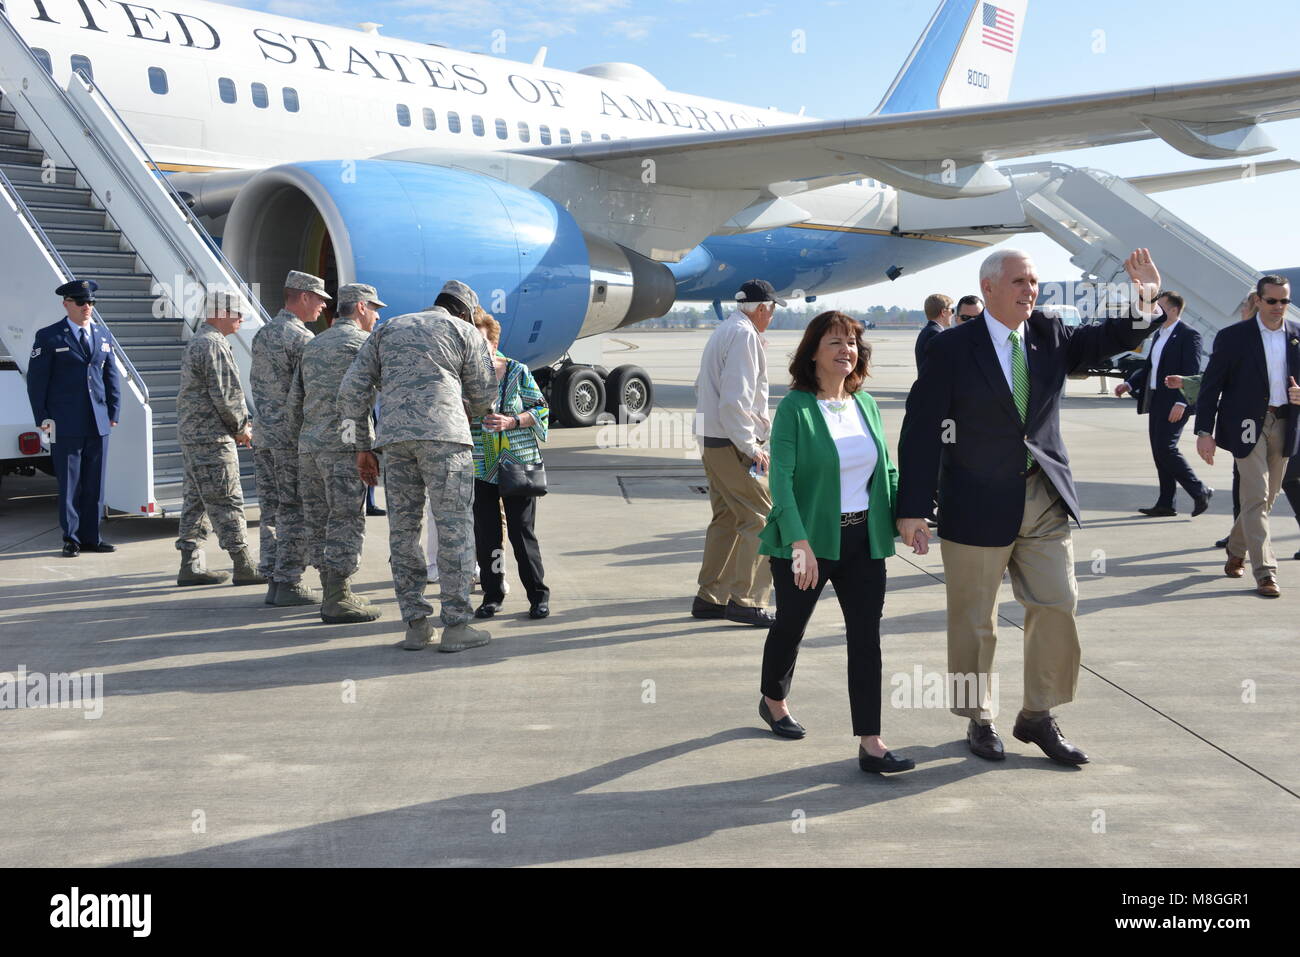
[539,360,656,428]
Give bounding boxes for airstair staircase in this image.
[0,12,268,515]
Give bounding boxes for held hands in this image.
[356,450,380,487]
[750,449,770,476]
[1290,376,1300,406]
[235,424,253,448]
[1196,433,1216,466]
[1164,374,1184,389]
[1123,248,1161,302]
[896,517,930,555]
[791,540,817,590]
[1113,382,1131,398]
[1168,404,1186,424]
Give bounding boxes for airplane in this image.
[2,0,1300,438]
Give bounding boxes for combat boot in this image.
[400,616,437,650]
[321,571,381,624]
[273,577,321,606]
[177,548,229,586]
[264,582,278,605]
[341,576,377,611]
[439,622,491,653]
[228,547,267,586]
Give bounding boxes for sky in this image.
[221,0,1300,310]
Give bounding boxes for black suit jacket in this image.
[898,309,1159,547]
[1193,317,1300,460]
[1124,321,1203,416]
[914,320,943,371]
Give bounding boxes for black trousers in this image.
[1149,410,1206,508]
[473,478,549,605]
[1284,453,1300,530]
[761,520,887,736]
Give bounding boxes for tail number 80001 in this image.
[967,70,990,89]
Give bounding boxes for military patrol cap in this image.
[205,289,245,317]
[56,279,99,301]
[438,279,479,316]
[284,270,331,300]
[337,283,387,308]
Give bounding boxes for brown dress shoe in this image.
[1257,578,1281,598]
[1224,554,1246,578]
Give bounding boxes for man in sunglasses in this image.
[1195,276,1300,597]
[25,279,121,557]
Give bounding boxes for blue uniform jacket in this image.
[26,318,122,438]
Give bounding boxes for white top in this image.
[1257,317,1288,406]
[983,311,1027,391]
[1147,319,1184,404]
[694,310,771,458]
[817,398,876,513]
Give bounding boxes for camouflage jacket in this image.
[177,322,249,443]
[250,308,314,450]
[287,316,374,453]
[337,308,495,449]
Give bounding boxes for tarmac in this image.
[1,328,1296,867]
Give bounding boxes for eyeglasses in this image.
[66,298,95,306]
[1262,297,1292,306]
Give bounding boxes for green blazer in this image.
[759,388,899,561]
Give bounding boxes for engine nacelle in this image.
[221,160,674,367]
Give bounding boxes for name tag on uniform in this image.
[101,342,110,352]
[55,347,70,352]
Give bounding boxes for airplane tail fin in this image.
[874,0,1028,115]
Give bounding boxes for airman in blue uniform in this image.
[25,280,121,557]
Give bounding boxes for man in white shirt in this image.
[692,279,781,627]
[1195,276,1300,597]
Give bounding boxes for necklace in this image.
[820,397,849,420]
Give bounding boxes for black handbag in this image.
[495,363,548,497]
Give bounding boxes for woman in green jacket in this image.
[756,311,914,774]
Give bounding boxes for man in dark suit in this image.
[25,280,121,557]
[954,295,984,323]
[1114,291,1212,517]
[913,293,953,371]
[1194,275,1300,598]
[898,248,1162,766]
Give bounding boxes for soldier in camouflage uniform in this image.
[337,280,496,652]
[174,290,266,587]
[251,270,326,607]
[288,283,386,624]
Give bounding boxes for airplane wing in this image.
[1127,158,1300,193]
[523,70,1300,200]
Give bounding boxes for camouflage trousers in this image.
[383,439,475,626]
[254,447,315,583]
[175,438,248,553]
[299,450,364,578]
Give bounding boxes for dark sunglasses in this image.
[65,297,95,306]
[1262,297,1291,306]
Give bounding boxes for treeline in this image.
[632,304,928,330]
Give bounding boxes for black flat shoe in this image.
[474,601,502,619]
[1191,488,1213,517]
[528,602,550,619]
[858,746,915,773]
[727,601,775,628]
[690,596,726,619]
[61,541,80,558]
[82,541,116,553]
[1137,505,1177,517]
[1215,536,1230,549]
[365,506,386,516]
[758,697,805,739]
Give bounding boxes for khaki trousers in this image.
[1227,410,1289,583]
[940,471,1080,721]
[698,443,773,607]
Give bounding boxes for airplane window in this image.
[283,87,300,113]
[600,133,611,141]
[559,128,571,144]
[31,48,53,77]
[472,115,485,136]
[396,103,410,127]
[539,124,551,145]
[423,108,436,130]
[218,77,237,104]
[517,121,530,143]
[70,55,93,83]
[580,131,591,142]
[147,67,168,95]
[251,82,269,109]
[447,111,461,133]
[494,118,507,139]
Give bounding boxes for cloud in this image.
[606,17,656,41]
[689,31,731,44]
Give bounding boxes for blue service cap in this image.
[56,279,99,300]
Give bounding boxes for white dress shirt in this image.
[1258,317,1289,407]
[983,311,1026,391]
[1147,319,1187,407]
[817,398,876,512]
[694,310,771,457]
[65,316,95,348]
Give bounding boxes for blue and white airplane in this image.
[5,0,1300,424]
